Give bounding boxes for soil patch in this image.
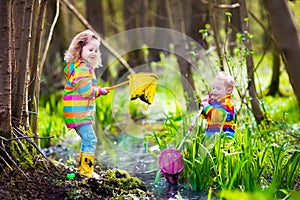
[0,157,155,199]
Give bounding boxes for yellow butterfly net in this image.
[128,73,158,105]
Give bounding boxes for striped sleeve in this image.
[95,87,103,97]
[201,104,213,118]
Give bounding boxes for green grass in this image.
[146,108,299,197]
[262,95,299,124]
[37,45,300,200]
[38,94,67,147]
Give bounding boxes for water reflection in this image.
[96,135,157,173]
[150,179,209,200]
[43,131,212,199]
[95,134,211,200]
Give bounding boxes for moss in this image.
[84,169,152,199]
[10,128,37,170]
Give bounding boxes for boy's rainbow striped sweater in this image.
[201,95,235,137]
[63,60,104,129]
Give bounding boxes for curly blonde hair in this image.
[216,71,235,89]
[64,30,102,67]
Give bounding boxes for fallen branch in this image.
[0,135,54,142]
[0,154,13,171]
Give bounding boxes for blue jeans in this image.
[75,124,97,153]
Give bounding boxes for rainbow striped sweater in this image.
[201,95,235,137]
[63,60,104,128]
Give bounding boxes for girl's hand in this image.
[101,88,110,95]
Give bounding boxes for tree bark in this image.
[28,0,47,144]
[263,0,300,109]
[0,0,50,171]
[13,0,35,127]
[267,42,281,96]
[122,0,148,75]
[167,0,198,111]
[0,0,12,134]
[11,0,25,106]
[151,0,170,62]
[208,0,224,70]
[228,0,242,54]
[239,0,265,123]
[86,0,104,34]
[86,0,111,81]
[188,0,209,50]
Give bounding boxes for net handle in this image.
[106,80,129,90]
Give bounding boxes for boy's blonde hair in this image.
[64,30,102,67]
[216,71,235,89]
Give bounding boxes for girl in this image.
[63,30,109,178]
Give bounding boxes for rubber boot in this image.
[78,152,94,178]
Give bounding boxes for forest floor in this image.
[0,156,155,200]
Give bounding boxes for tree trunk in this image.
[0,0,48,172]
[167,0,198,111]
[0,0,12,135]
[155,0,169,28]
[122,0,148,75]
[86,0,111,81]
[28,0,47,145]
[12,0,35,127]
[86,0,104,34]
[188,0,209,50]
[263,0,300,109]
[267,42,281,96]
[11,0,25,107]
[228,0,242,54]
[239,0,264,123]
[151,0,169,62]
[262,7,280,97]
[208,0,224,70]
